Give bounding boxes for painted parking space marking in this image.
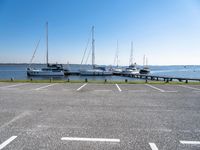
[127,90,147,92]
[180,141,200,145]
[0,83,29,89]
[115,84,122,92]
[61,137,120,143]
[0,136,17,150]
[94,90,112,92]
[0,111,30,130]
[145,84,165,92]
[178,85,200,91]
[34,83,57,90]
[77,83,87,91]
[163,91,177,93]
[149,143,159,150]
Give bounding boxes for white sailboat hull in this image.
[27,68,64,76]
[122,69,140,75]
[112,68,123,75]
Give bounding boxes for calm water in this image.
[0,64,200,81]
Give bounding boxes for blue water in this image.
[0,64,200,81]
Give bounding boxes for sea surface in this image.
[0,64,200,81]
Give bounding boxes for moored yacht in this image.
[80,26,112,76]
[112,41,123,75]
[139,55,150,74]
[122,63,140,75]
[27,22,64,76]
[112,68,123,75]
[139,67,150,74]
[122,41,139,75]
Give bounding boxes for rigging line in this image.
[81,29,92,65]
[129,41,133,66]
[113,41,119,66]
[29,39,41,67]
[85,46,92,64]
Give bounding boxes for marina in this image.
[1,1,200,150]
[1,64,200,82]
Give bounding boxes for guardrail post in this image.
[30,78,33,82]
[185,80,188,83]
[67,78,70,82]
[125,79,128,83]
[104,79,107,83]
[145,76,148,83]
[85,78,88,82]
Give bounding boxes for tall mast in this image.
[113,40,119,66]
[116,40,119,67]
[92,26,95,69]
[143,55,146,66]
[146,57,148,66]
[129,41,133,66]
[46,22,49,66]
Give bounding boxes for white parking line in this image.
[0,83,29,88]
[127,90,147,92]
[178,85,200,91]
[145,84,165,92]
[164,91,178,93]
[0,111,30,130]
[180,141,200,145]
[34,83,57,90]
[0,136,17,150]
[61,137,120,143]
[149,143,159,150]
[94,90,112,92]
[115,84,122,92]
[77,83,87,91]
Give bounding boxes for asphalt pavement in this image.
[0,82,200,150]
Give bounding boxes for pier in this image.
[119,74,200,83]
[64,70,200,83]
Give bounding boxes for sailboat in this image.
[80,26,112,76]
[139,55,150,74]
[122,41,140,75]
[27,22,64,76]
[112,41,123,75]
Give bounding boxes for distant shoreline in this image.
[0,63,199,67]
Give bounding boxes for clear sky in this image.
[0,0,200,65]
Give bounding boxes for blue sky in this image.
[0,0,200,65]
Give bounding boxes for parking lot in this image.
[0,82,200,150]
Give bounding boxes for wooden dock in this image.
[122,74,200,83]
[64,69,200,83]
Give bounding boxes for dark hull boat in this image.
[139,67,150,74]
